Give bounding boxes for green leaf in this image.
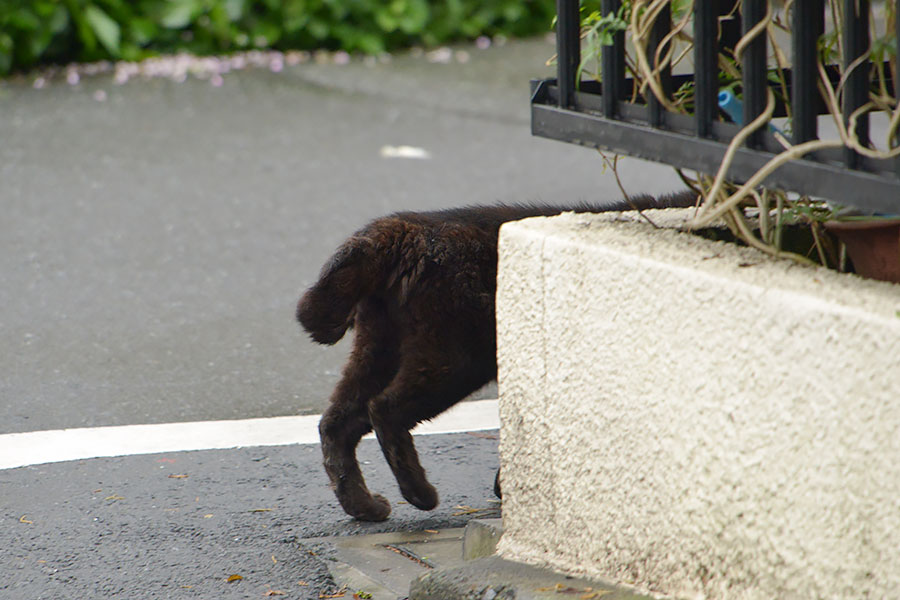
[282,0,309,32]
[207,4,232,42]
[306,17,329,40]
[119,41,142,61]
[48,4,69,33]
[0,0,568,73]
[84,4,120,55]
[398,0,428,34]
[28,27,55,59]
[8,8,41,31]
[374,9,398,33]
[354,32,385,54]
[223,0,247,21]
[32,1,59,18]
[250,20,281,46]
[160,0,197,29]
[0,32,13,74]
[65,0,98,54]
[129,17,157,45]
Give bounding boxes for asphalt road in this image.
[0,35,680,434]
[0,35,680,599]
[2,432,502,600]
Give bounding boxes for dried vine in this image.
[589,0,899,269]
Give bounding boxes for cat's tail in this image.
[297,235,380,345]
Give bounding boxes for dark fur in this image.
[298,192,696,520]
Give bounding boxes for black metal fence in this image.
[531,0,900,215]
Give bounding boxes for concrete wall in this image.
[495,209,900,600]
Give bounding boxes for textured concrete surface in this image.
[410,554,652,600]
[313,526,474,599]
[462,518,503,560]
[495,209,900,599]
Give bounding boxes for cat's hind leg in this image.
[319,316,397,521]
[319,398,390,521]
[367,361,492,511]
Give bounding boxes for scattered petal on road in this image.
[426,47,453,64]
[379,145,431,160]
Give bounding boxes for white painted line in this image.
[0,399,499,470]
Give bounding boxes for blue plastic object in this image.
[718,89,782,135]
[717,90,743,125]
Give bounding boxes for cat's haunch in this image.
[298,192,696,520]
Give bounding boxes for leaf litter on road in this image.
[452,504,500,516]
[535,583,611,598]
[318,584,348,598]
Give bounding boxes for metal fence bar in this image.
[719,0,742,55]
[792,0,824,144]
[601,0,624,118]
[842,0,871,167]
[532,101,900,213]
[741,0,768,148]
[556,0,580,108]
[694,2,717,137]
[896,0,899,177]
[531,0,900,218]
[647,3,672,128]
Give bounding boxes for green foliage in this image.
[577,2,627,81]
[0,0,559,75]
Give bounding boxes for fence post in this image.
[719,0,741,54]
[556,0,580,108]
[601,0,624,118]
[842,0,871,168]
[647,3,672,128]
[741,0,767,149]
[792,1,824,144]
[694,2,717,137]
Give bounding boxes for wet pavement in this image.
[3,432,501,599]
[0,35,680,434]
[0,35,680,599]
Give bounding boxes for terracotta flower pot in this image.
[824,218,900,284]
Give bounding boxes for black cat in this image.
[297,192,695,520]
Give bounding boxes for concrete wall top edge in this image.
[500,209,900,323]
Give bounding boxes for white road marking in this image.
[0,399,500,470]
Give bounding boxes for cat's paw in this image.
[401,483,439,511]
[350,493,392,522]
